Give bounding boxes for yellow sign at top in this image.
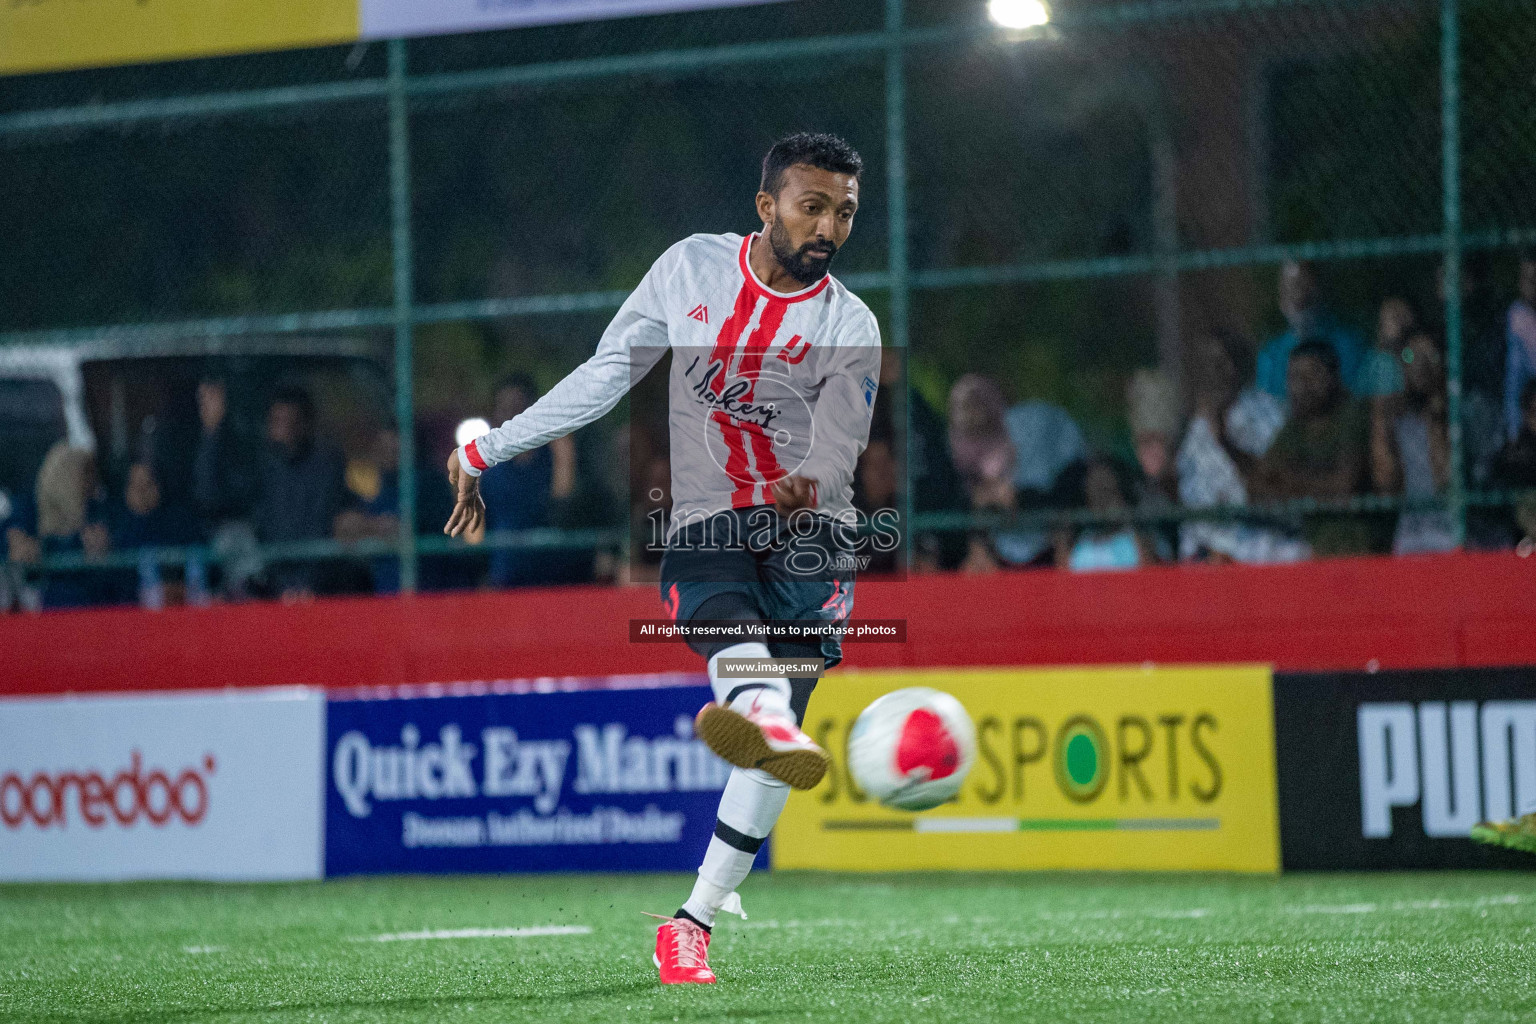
[1,0,358,77]
[774,664,1281,873]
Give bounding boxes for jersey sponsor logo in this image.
[1,750,215,830]
[862,375,878,408]
[775,334,811,364]
[687,303,709,324]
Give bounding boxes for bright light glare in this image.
[455,417,492,448]
[988,0,1051,30]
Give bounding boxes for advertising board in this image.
[325,682,760,875]
[1274,667,1536,868]
[0,689,325,881]
[774,665,1280,872]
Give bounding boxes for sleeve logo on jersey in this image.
[862,376,878,408]
[687,304,709,324]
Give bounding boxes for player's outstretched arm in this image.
[444,450,486,538]
[448,243,681,501]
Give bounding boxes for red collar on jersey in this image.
[738,233,832,303]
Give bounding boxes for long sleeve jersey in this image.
[458,232,883,540]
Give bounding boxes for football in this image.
[846,687,978,811]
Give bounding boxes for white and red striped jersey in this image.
[458,231,883,538]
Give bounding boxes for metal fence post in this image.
[1441,0,1465,547]
[886,0,912,570]
[389,38,420,592]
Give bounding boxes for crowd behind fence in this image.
[2,0,1534,612]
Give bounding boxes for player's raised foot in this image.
[694,702,829,790]
[647,914,716,984]
[1471,812,1536,855]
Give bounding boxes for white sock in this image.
[681,766,790,927]
[707,641,791,716]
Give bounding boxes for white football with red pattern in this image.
[846,687,977,811]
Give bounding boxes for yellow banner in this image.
[1,0,357,77]
[775,665,1280,873]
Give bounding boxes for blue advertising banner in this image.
[325,682,763,875]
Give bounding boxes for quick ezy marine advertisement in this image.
[324,682,763,875]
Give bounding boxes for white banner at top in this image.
[361,0,791,41]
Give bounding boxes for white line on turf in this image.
[361,926,592,942]
[182,946,226,954]
[1284,894,1528,915]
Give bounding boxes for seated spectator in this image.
[1126,368,1180,562]
[252,386,353,600]
[1256,260,1367,400]
[1370,331,1457,555]
[623,453,672,585]
[478,373,579,588]
[1356,296,1417,398]
[994,396,1087,569]
[1491,380,1536,545]
[335,425,404,594]
[192,377,258,529]
[2,487,41,613]
[193,377,262,599]
[946,374,1017,573]
[852,436,900,574]
[33,442,113,608]
[1505,252,1536,444]
[107,461,206,607]
[1252,340,1373,556]
[1176,330,1306,564]
[1054,457,1156,572]
[873,348,966,572]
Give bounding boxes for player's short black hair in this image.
[760,132,863,196]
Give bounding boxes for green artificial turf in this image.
[2,872,1534,1023]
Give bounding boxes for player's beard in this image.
[768,218,837,286]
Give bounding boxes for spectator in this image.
[253,386,352,600]
[873,349,966,571]
[1491,380,1536,545]
[106,461,206,607]
[192,377,258,529]
[1356,296,1417,398]
[478,374,578,588]
[1369,331,1457,555]
[1126,368,1180,561]
[1176,330,1305,564]
[1054,457,1155,571]
[1255,260,1367,400]
[624,453,672,585]
[852,437,900,574]
[33,442,112,608]
[946,374,1016,573]
[192,377,263,599]
[1505,253,1536,443]
[2,487,41,613]
[1252,340,1373,556]
[334,425,404,594]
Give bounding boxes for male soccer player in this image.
[443,133,882,984]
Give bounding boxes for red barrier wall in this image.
[2,551,1532,696]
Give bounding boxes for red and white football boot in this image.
[694,699,829,790]
[650,914,716,984]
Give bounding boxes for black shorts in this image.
[659,507,857,673]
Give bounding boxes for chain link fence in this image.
[2,0,1533,607]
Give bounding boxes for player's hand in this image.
[772,474,818,515]
[444,451,486,539]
